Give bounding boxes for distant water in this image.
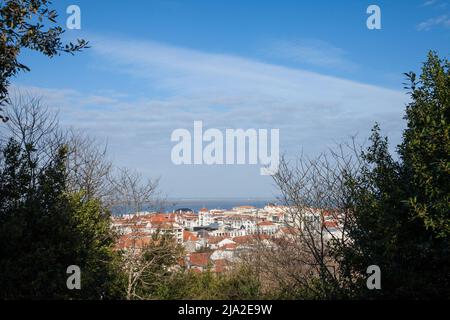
[164,198,277,213]
[112,198,278,216]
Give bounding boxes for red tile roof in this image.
[152,221,177,229]
[188,252,212,267]
[233,234,269,244]
[116,235,151,250]
[323,221,339,229]
[257,221,275,227]
[213,259,229,273]
[149,214,176,223]
[184,230,199,242]
[206,236,226,244]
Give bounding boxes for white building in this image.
[198,208,213,226]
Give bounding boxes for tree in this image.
[3,93,114,203]
[0,0,88,121]
[107,167,172,300]
[2,92,62,167]
[335,52,450,299]
[152,265,262,300]
[108,167,162,215]
[0,139,76,298]
[261,145,360,299]
[67,192,125,299]
[65,129,113,203]
[0,95,124,299]
[334,125,412,298]
[400,52,450,238]
[123,231,184,300]
[267,52,449,299]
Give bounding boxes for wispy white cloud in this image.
[265,39,358,71]
[421,0,450,8]
[11,36,410,197]
[87,35,406,135]
[417,14,450,30]
[421,0,437,7]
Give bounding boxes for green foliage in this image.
[0,139,72,298]
[128,232,185,300]
[400,52,450,238]
[66,192,126,299]
[0,139,124,299]
[334,52,450,299]
[151,266,262,300]
[0,0,88,120]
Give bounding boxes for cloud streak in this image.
[89,35,407,136]
[417,14,450,31]
[265,39,358,71]
[421,0,437,7]
[11,36,410,197]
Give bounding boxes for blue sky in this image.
[11,0,450,198]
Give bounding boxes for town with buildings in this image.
[112,204,343,274]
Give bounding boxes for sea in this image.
[112,198,279,216]
[164,198,278,212]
